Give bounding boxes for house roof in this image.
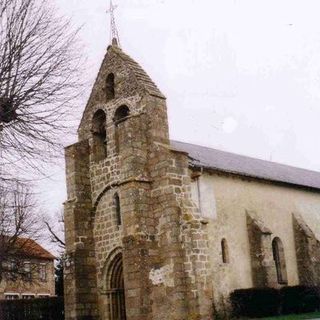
[10,238,55,260]
[171,140,320,191]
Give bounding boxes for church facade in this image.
[64,40,320,320]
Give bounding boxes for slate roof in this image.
[171,140,320,191]
[112,46,165,99]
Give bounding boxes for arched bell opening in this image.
[113,105,130,154]
[91,109,107,162]
[114,105,130,124]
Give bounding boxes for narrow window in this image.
[7,260,18,281]
[39,264,46,282]
[24,262,31,281]
[114,193,121,225]
[106,73,115,101]
[91,109,107,161]
[272,237,288,284]
[9,260,17,272]
[221,238,229,263]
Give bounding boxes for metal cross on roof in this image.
[106,0,120,46]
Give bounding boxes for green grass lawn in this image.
[257,312,320,319]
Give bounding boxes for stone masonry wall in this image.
[147,143,212,320]
[64,140,99,320]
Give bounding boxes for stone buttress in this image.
[293,214,320,286]
[64,42,212,320]
[246,212,277,287]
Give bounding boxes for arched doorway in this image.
[106,252,126,320]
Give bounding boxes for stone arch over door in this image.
[103,248,126,320]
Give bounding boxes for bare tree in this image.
[0,0,83,174]
[42,209,65,297]
[0,0,80,287]
[0,181,41,282]
[43,209,65,251]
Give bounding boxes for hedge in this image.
[0,297,64,320]
[230,287,280,318]
[281,286,320,315]
[230,285,320,318]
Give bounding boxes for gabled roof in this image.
[171,140,320,191]
[110,45,165,99]
[9,237,55,260]
[78,43,165,134]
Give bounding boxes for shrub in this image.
[281,286,320,314]
[230,287,280,318]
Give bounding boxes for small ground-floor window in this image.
[22,294,35,299]
[37,294,50,298]
[5,294,19,300]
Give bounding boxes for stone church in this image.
[64,39,320,320]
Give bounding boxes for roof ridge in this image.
[112,46,165,99]
[171,140,320,191]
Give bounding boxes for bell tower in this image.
[64,17,212,320]
[64,39,169,319]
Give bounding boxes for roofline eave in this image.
[189,163,320,193]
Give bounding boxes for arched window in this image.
[221,238,229,263]
[272,237,288,284]
[114,105,130,124]
[106,73,115,101]
[114,193,121,226]
[91,109,107,162]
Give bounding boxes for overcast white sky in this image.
[38,0,320,223]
